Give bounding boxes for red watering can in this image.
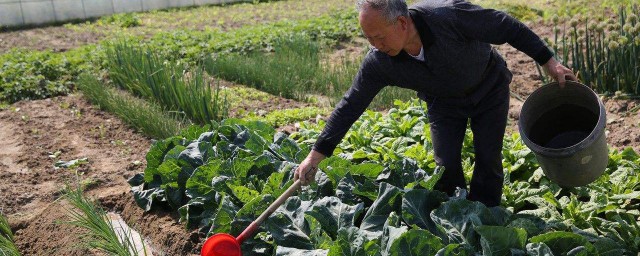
[201,179,302,256]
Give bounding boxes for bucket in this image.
[518,81,608,187]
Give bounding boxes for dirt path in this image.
[0,90,312,255]
[0,95,202,255]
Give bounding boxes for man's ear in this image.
[397,15,409,30]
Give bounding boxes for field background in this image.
[1,0,638,255]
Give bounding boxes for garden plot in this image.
[1,0,639,255]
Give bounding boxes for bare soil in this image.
[0,20,638,256]
[0,27,102,54]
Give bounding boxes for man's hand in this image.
[294,150,326,186]
[542,58,578,87]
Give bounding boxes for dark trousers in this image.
[426,78,510,207]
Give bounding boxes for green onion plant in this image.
[204,35,415,109]
[105,42,228,125]
[543,5,640,96]
[77,73,188,139]
[64,185,147,256]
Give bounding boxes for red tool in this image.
[201,179,302,256]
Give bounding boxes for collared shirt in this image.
[408,46,425,61]
[313,0,553,157]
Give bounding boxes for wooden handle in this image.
[236,179,302,243]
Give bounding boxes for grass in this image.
[205,35,416,109]
[105,42,229,125]
[244,106,330,127]
[204,35,323,101]
[63,185,146,256]
[0,213,20,256]
[77,73,188,139]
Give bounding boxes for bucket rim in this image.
[518,81,606,157]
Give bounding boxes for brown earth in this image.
[0,84,316,255]
[0,27,102,54]
[0,95,153,254]
[0,19,639,256]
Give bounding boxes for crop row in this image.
[129,100,640,255]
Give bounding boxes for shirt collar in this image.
[392,9,434,60]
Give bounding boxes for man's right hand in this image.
[294,150,326,186]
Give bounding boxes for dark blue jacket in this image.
[313,0,553,156]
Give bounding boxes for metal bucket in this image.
[518,81,608,187]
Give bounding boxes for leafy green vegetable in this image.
[129,100,640,255]
[401,189,448,234]
[360,183,402,233]
[327,227,380,256]
[475,225,528,256]
[306,197,364,239]
[530,231,597,255]
[388,228,444,256]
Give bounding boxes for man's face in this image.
[359,7,406,56]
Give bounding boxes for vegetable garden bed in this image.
[1,0,640,255]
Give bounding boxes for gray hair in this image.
[356,0,409,24]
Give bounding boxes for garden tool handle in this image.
[236,179,302,243]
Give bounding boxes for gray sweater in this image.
[313,0,553,157]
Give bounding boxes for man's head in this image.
[357,0,410,56]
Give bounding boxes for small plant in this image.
[0,213,20,256]
[99,13,142,28]
[64,185,147,256]
[77,73,188,139]
[244,106,329,127]
[54,157,89,170]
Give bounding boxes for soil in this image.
[0,19,639,256]
[0,86,311,255]
[0,27,102,54]
[0,95,153,254]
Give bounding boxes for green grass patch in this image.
[144,9,359,61]
[204,36,326,101]
[65,0,354,39]
[64,185,147,256]
[0,45,98,104]
[0,213,20,256]
[205,35,416,109]
[1,8,359,105]
[97,13,142,28]
[493,3,544,21]
[473,0,636,21]
[77,73,188,139]
[244,106,330,127]
[105,42,229,125]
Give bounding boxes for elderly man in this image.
[294,0,576,206]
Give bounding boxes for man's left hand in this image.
[542,58,578,87]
